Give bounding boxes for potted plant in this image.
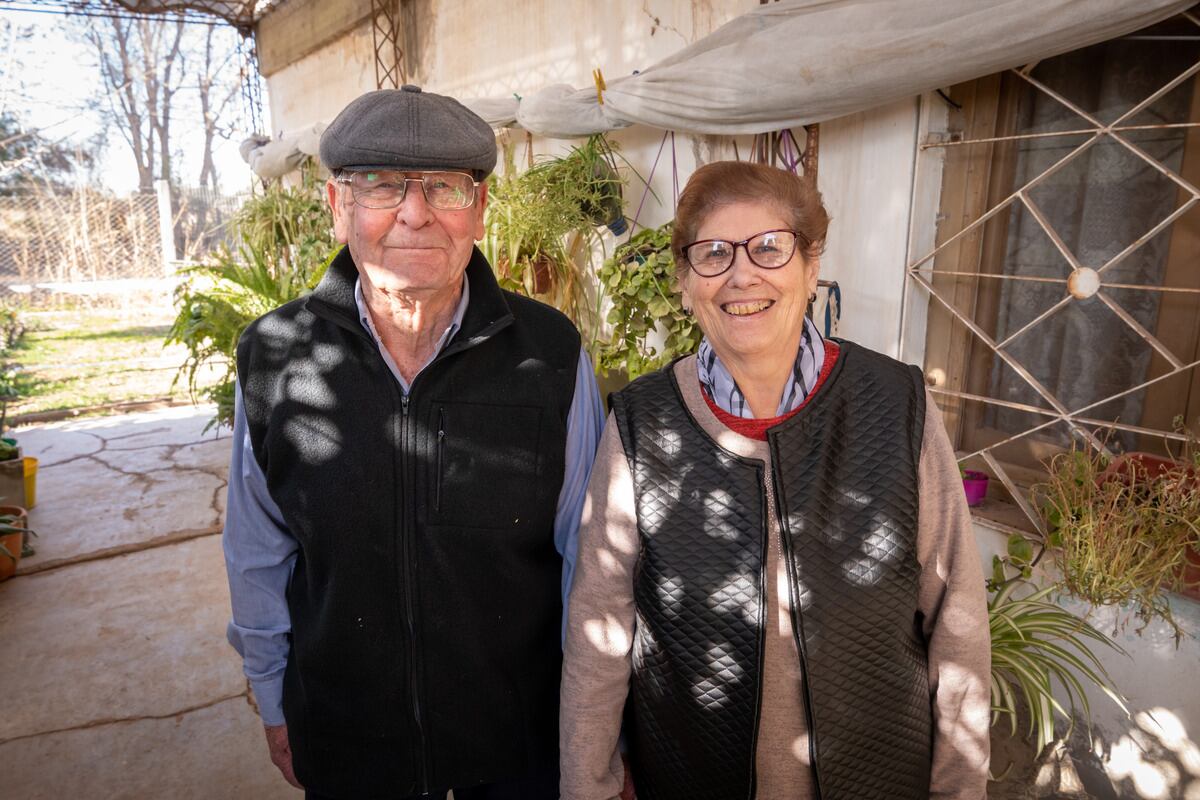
[961,468,989,507]
[483,134,628,343]
[166,158,339,429]
[0,436,24,509]
[1032,424,1200,639]
[597,222,701,380]
[986,537,1128,777]
[0,503,35,581]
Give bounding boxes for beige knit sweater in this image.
[560,356,991,800]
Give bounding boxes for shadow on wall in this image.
[990,707,1200,799]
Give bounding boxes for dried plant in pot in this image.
[1032,423,1200,641]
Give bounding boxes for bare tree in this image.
[196,26,242,193]
[85,15,186,192]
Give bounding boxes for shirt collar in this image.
[353,274,471,360]
[697,316,826,419]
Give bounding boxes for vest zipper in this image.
[772,463,823,799]
[399,390,430,791]
[435,407,445,511]
[747,466,771,800]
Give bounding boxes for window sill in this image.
[967,496,1037,537]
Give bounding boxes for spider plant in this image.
[482,134,627,350]
[988,574,1128,758]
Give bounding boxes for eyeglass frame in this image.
[333,169,482,211]
[679,228,806,277]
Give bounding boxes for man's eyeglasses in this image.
[680,229,802,277]
[335,170,480,211]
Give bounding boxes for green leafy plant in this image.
[482,135,627,345]
[1031,426,1200,639]
[0,365,23,434]
[988,576,1127,759]
[167,160,338,428]
[0,302,26,353]
[597,222,700,379]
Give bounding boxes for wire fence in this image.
[0,184,247,293]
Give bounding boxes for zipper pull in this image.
[401,393,410,416]
[436,408,445,511]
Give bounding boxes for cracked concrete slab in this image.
[0,696,301,799]
[14,405,232,572]
[94,406,227,452]
[19,465,225,570]
[0,536,244,741]
[7,426,104,468]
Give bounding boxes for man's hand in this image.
[620,752,636,800]
[264,724,303,789]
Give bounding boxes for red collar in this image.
[701,341,841,441]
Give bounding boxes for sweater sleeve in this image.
[560,413,639,800]
[917,389,992,799]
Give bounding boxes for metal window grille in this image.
[902,11,1200,533]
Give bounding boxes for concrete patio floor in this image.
[0,405,301,799]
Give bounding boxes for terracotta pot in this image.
[0,504,27,582]
[1098,452,1195,487]
[529,254,556,295]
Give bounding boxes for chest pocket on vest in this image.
[429,401,543,529]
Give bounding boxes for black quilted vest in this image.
[237,246,580,797]
[610,341,932,800]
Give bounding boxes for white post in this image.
[154,179,176,274]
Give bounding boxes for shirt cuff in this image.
[249,674,286,727]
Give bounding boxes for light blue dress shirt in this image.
[223,276,605,726]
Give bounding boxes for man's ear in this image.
[327,179,351,244]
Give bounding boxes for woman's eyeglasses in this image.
[680,229,802,277]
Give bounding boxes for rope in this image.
[626,130,670,241]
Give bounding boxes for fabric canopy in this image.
[243,0,1193,175]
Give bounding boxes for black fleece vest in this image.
[611,341,932,800]
[237,246,580,798]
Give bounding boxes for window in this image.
[908,12,1200,530]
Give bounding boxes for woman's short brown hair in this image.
[671,161,830,271]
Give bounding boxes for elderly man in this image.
[223,86,603,800]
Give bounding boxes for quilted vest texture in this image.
[611,341,932,800]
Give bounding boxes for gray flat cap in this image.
[319,85,496,175]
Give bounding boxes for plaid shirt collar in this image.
[697,315,825,419]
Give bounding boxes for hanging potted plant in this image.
[597,222,701,380]
[483,134,628,344]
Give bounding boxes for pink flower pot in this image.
[962,470,989,507]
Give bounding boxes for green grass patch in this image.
[3,308,222,420]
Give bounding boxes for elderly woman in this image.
[560,161,991,800]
